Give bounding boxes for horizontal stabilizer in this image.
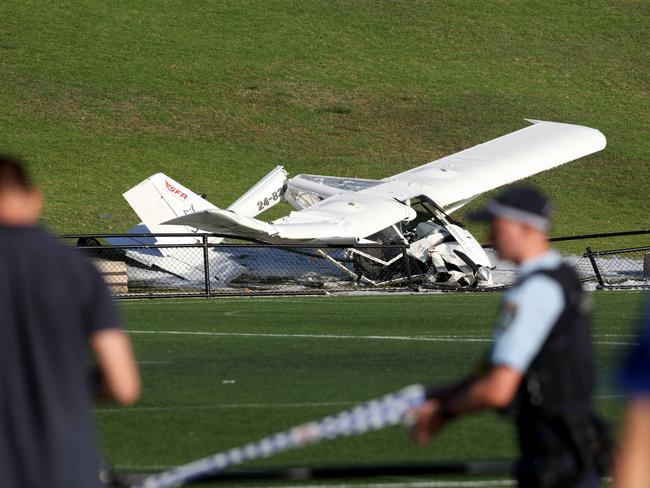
[165,192,416,244]
[227,166,288,218]
[165,208,274,240]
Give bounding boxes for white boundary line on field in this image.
[127,330,637,346]
[94,401,356,413]
[128,330,491,343]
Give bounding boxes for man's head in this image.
[0,155,42,226]
[469,185,553,263]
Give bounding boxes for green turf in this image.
[96,291,646,485]
[1,1,648,250]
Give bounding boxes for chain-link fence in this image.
[577,246,650,289]
[549,230,650,289]
[65,234,423,298]
[62,231,650,298]
[486,245,650,291]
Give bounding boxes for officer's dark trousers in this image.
[516,422,600,487]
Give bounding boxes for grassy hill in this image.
[1,1,648,248]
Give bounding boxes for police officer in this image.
[411,185,610,488]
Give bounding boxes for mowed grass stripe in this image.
[231,481,517,488]
[120,292,644,337]
[113,478,517,488]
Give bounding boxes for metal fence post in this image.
[203,235,211,297]
[585,246,605,289]
[402,244,415,291]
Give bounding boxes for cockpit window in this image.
[405,197,445,232]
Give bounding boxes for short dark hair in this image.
[0,155,33,192]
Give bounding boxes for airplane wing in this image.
[164,192,416,244]
[164,120,605,243]
[361,120,606,212]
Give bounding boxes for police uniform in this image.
[492,250,609,488]
[456,185,613,486]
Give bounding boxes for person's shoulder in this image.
[32,227,80,258]
[514,273,565,311]
[28,227,100,276]
[0,225,60,256]
[522,251,579,285]
[537,262,582,291]
[0,224,48,241]
[519,272,563,294]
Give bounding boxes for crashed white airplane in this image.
[122,120,606,287]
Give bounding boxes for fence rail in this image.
[61,230,650,298]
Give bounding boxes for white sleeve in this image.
[491,275,565,373]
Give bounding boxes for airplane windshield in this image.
[405,197,445,232]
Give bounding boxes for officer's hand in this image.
[410,399,445,445]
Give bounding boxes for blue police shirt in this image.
[619,295,650,396]
[491,250,566,373]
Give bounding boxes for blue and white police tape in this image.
[134,384,426,488]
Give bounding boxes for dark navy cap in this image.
[468,185,554,231]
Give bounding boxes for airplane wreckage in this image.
[105,120,606,289]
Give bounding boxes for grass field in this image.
[1,1,649,250]
[97,291,647,486]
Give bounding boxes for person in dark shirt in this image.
[0,155,140,488]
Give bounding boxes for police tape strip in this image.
[133,384,426,488]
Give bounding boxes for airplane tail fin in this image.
[123,173,218,243]
[124,166,288,241]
